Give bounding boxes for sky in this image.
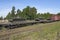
[0,0,60,17]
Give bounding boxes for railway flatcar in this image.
[0,17,39,29]
[35,17,50,23]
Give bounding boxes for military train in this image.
[0,17,56,29]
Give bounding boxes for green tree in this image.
[37,12,52,19]
[11,6,16,18]
[30,7,37,19]
[6,6,16,19]
[22,6,37,20]
[0,16,3,20]
[45,12,52,19]
[57,12,60,15]
[42,12,52,19]
[6,6,37,20]
[16,9,22,17]
[6,12,11,19]
[22,6,30,19]
[36,13,44,18]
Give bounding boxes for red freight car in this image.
[51,15,60,21]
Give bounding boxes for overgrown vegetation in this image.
[9,21,60,40]
[5,6,54,20]
[0,6,60,20]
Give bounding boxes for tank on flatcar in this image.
[9,17,26,22]
[46,18,53,22]
[35,17,53,23]
[0,17,27,29]
[35,17,47,23]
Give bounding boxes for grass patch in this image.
[10,21,60,40]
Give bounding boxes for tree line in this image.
[6,6,37,20]
[0,6,60,20]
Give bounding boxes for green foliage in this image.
[11,6,16,18]
[11,21,60,40]
[6,6,52,20]
[37,12,52,19]
[6,12,11,19]
[6,6,16,19]
[57,12,60,15]
[22,6,37,20]
[30,7,37,19]
[0,16,3,20]
[16,9,22,17]
[43,12,52,19]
